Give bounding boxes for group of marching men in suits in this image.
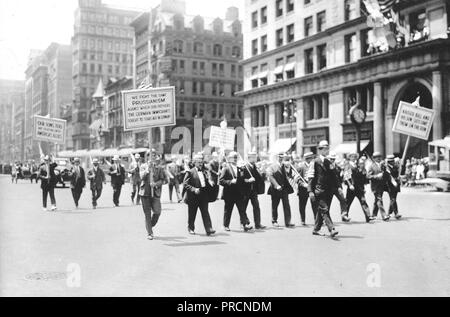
[35,139,402,240]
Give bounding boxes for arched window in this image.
[213,44,222,57]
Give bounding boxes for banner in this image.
[209,126,236,150]
[122,87,176,132]
[33,116,66,144]
[392,101,436,140]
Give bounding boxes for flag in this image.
[138,76,153,90]
[38,142,45,160]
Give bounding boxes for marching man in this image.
[68,158,86,209]
[38,155,58,212]
[297,152,315,226]
[87,158,106,209]
[108,155,126,207]
[385,155,402,220]
[128,153,143,205]
[368,152,390,221]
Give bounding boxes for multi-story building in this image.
[241,0,450,158]
[0,80,25,163]
[131,0,245,153]
[71,0,142,150]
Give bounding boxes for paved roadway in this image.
[0,175,449,297]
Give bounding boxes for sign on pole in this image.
[209,126,236,151]
[33,115,66,144]
[122,86,176,132]
[392,101,436,140]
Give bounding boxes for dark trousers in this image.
[131,182,141,204]
[243,192,262,228]
[298,187,309,223]
[112,184,122,206]
[169,180,181,202]
[313,193,335,233]
[188,192,213,232]
[223,197,250,227]
[42,186,56,208]
[71,187,83,207]
[141,196,162,236]
[271,191,292,226]
[388,190,399,215]
[346,188,371,221]
[91,187,102,207]
[331,187,348,217]
[372,191,388,219]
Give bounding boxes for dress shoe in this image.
[286,224,295,228]
[147,235,154,241]
[51,206,57,211]
[243,224,253,232]
[224,227,231,232]
[272,222,280,228]
[301,222,307,226]
[383,217,390,222]
[366,216,376,223]
[207,230,216,236]
[330,230,339,238]
[395,214,402,220]
[42,207,47,212]
[312,231,323,236]
[342,216,351,222]
[256,225,267,230]
[188,229,195,235]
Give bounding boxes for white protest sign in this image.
[122,87,176,132]
[392,101,436,140]
[33,116,66,144]
[209,126,236,150]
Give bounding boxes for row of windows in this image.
[251,0,295,29]
[171,60,243,78]
[78,24,133,38]
[78,63,131,76]
[80,11,133,26]
[178,102,243,120]
[77,51,133,63]
[79,38,132,52]
[174,80,243,97]
[169,40,241,58]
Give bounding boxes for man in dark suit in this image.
[219,152,253,232]
[139,149,167,240]
[267,153,295,228]
[38,155,58,212]
[68,158,86,209]
[367,152,390,221]
[183,153,216,236]
[345,154,376,223]
[327,152,351,222]
[108,155,126,207]
[87,158,106,209]
[385,155,402,220]
[242,151,266,230]
[297,152,314,226]
[307,141,339,237]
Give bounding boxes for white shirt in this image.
[197,168,206,188]
[230,164,238,179]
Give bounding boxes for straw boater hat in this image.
[304,152,314,159]
[92,158,99,164]
[318,140,329,149]
[373,152,382,158]
[386,155,395,162]
[112,155,120,161]
[134,153,141,159]
[328,151,338,160]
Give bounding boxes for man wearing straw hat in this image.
[385,154,402,220]
[297,152,315,226]
[108,155,126,207]
[367,152,390,221]
[87,158,106,209]
[68,158,86,209]
[38,155,58,212]
[129,153,143,205]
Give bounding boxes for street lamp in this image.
[283,99,297,153]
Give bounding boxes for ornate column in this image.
[432,71,443,140]
[373,82,385,156]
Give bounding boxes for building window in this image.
[193,42,203,54]
[304,16,313,37]
[304,48,314,74]
[219,83,224,96]
[212,63,218,76]
[192,81,198,94]
[305,94,329,120]
[219,104,224,119]
[261,6,267,24]
[261,35,268,53]
[409,9,429,43]
[172,59,177,72]
[276,0,283,17]
[173,40,183,53]
[286,24,295,43]
[317,11,326,32]
[286,0,294,13]
[212,83,217,95]
[252,39,258,56]
[345,33,357,63]
[276,28,283,47]
[192,61,198,74]
[252,11,258,28]
[317,44,327,70]
[213,44,223,56]
[360,29,371,57]
[200,62,205,75]
[179,60,185,73]
[192,103,198,118]
[179,102,185,117]
[275,58,284,82]
[219,64,224,77]
[179,80,185,94]
[344,0,357,21]
[232,46,241,58]
[231,65,236,77]
[304,0,311,5]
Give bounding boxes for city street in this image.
[0,175,449,297]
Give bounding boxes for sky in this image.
[0,0,245,80]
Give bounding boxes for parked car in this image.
[53,158,71,188]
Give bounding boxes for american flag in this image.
[361,0,398,15]
[138,76,153,90]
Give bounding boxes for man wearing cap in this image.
[128,154,143,205]
[345,154,376,223]
[241,151,266,230]
[267,152,295,228]
[327,152,351,223]
[307,141,339,237]
[166,156,182,203]
[183,153,216,236]
[297,152,315,226]
[108,155,126,207]
[38,155,58,212]
[219,152,253,232]
[367,152,390,221]
[68,158,86,209]
[139,149,167,240]
[87,158,106,209]
[385,155,402,220]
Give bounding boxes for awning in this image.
[88,149,104,157]
[274,65,284,74]
[102,148,119,157]
[284,63,296,72]
[58,151,75,158]
[259,71,268,78]
[73,149,89,158]
[429,137,450,149]
[270,138,297,154]
[332,141,370,156]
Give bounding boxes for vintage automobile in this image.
[53,158,71,188]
